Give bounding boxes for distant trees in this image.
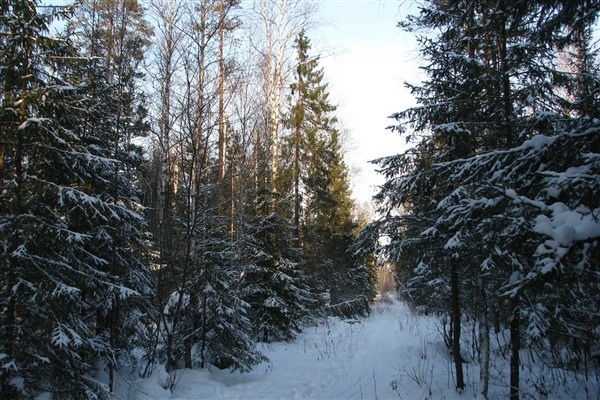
[357,0,600,398]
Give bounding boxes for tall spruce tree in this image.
[0,1,153,398]
[235,55,316,343]
[68,0,155,389]
[285,31,373,318]
[238,199,313,342]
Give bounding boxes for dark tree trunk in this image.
[293,127,301,245]
[498,0,515,148]
[510,297,520,400]
[478,278,490,399]
[184,307,193,369]
[450,261,465,391]
[200,292,208,369]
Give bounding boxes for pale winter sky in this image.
[314,0,424,205]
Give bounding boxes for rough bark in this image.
[450,260,465,391]
[478,278,490,399]
[510,297,521,400]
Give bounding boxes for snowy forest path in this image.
[135,295,448,400]
[316,299,403,399]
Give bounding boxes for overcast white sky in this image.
[314,0,423,204]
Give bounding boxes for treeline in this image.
[0,0,375,398]
[358,0,600,399]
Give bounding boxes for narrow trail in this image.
[317,302,402,400]
[133,297,600,400]
[134,297,452,400]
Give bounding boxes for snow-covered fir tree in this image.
[68,0,156,390]
[238,190,314,342]
[357,0,600,398]
[161,213,267,373]
[0,1,154,398]
[284,31,374,318]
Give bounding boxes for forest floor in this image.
[125,295,599,400]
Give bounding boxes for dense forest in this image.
[0,0,376,398]
[1,0,599,399]
[357,0,600,399]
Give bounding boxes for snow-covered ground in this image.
[125,295,598,400]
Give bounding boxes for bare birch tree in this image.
[247,0,316,191]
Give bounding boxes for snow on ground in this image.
[126,295,598,400]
